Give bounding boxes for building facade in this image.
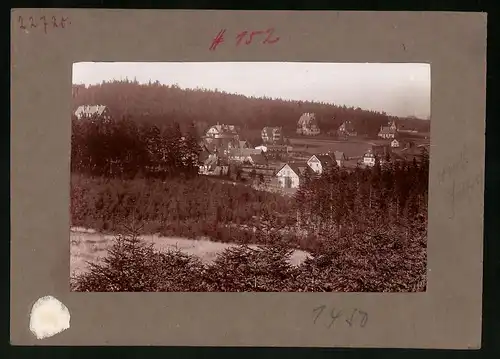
[261,126,283,144]
[337,121,357,137]
[74,105,111,121]
[296,113,321,136]
[276,163,304,189]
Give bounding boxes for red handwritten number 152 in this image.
[209,28,279,51]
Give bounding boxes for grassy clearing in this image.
[70,228,312,277]
[70,226,427,292]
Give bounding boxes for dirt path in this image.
[70,228,312,277]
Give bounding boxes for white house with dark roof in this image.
[306,153,339,174]
[74,105,111,120]
[205,123,240,139]
[362,149,377,167]
[275,163,306,189]
[391,138,400,148]
[378,120,398,139]
[337,121,357,137]
[296,113,321,136]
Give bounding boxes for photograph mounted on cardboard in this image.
[70,61,431,293]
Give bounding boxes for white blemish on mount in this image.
[29,295,70,340]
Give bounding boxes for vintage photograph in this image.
[70,62,431,292]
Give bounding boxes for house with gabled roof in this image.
[333,151,347,166]
[228,148,264,163]
[378,120,398,139]
[261,126,283,144]
[337,121,357,138]
[297,113,321,136]
[362,149,377,167]
[205,123,240,139]
[74,105,111,121]
[239,140,251,149]
[306,153,338,174]
[275,162,307,189]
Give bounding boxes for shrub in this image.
[71,222,426,292]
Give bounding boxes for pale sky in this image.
[73,62,431,119]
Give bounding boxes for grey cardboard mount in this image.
[10,10,486,348]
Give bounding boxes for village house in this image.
[201,126,250,156]
[378,120,398,139]
[275,163,306,189]
[391,138,400,148]
[74,105,111,121]
[228,148,264,164]
[267,144,292,154]
[202,137,240,156]
[362,149,377,167]
[337,120,357,138]
[296,113,321,136]
[333,151,347,167]
[198,152,228,176]
[362,145,390,167]
[240,163,275,180]
[362,144,412,167]
[205,123,240,140]
[261,126,283,144]
[306,151,345,174]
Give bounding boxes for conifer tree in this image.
[184,121,202,178]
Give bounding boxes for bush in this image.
[71,225,426,293]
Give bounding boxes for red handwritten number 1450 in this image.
[209,28,279,51]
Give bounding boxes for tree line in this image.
[72,79,430,138]
[71,151,429,253]
[71,115,201,179]
[295,151,429,239]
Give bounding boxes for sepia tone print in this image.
[70,62,430,292]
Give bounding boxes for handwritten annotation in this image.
[209,28,280,51]
[17,15,71,34]
[312,305,368,329]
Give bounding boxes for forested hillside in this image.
[72,80,430,137]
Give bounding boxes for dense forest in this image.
[71,116,201,179]
[72,80,430,138]
[71,151,428,251]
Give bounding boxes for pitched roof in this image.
[75,105,109,118]
[229,148,263,157]
[288,163,306,176]
[378,126,397,135]
[208,124,239,135]
[339,121,356,132]
[277,162,306,177]
[297,113,319,127]
[249,154,268,165]
[315,154,336,165]
[239,140,249,148]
